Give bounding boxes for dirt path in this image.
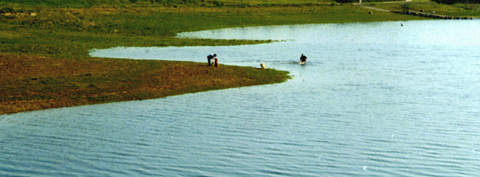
[359,5,391,12]
[354,1,410,13]
[356,2,475,19]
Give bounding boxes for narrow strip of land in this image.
[0,54,289,114]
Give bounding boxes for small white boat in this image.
[299,61,306,65]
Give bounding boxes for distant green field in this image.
[207,0,334,6]
[1,0,181,8]
[0,4,422,58]
[365,0,480,17]
[1,0,334,8]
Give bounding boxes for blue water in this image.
[2,20,480,176]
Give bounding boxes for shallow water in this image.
[3,20,480,176]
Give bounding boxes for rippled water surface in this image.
[3,20,480,176]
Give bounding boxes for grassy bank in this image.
[0,5,424,58]
[0,1,426,114]
[364,0,480,17]
[0,53,289,114]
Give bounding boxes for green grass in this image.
[366,0,480,17]
[1,0,335,8]
[0,1,428,114]
[0,5,423,58]
[0,53,290,114]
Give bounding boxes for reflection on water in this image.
[3,20,480,176]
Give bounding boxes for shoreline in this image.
[0,2,434,114]
[0,54,289,115]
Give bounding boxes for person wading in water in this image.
[300,53,307,64]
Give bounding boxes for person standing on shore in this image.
[207,53,216,66]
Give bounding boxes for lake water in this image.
[2,20,480,176]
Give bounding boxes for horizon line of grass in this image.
[1,0,337,8]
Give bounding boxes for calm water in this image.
[3,20,480,176]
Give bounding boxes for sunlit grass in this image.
[1,5,422,58]
[366,0,480,17]
[0,0,426,114]
[0,53,289,114]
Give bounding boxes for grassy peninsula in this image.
[1,0,464,114]
[0,54,288,114]
[0,1,423,58]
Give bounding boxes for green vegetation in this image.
[366,0,480,17]
[0,4,423,58]
[0,0,429,114]
[1,0,196,8]
[334,0,403,4]
[0,54,289,114]
[1,0,333,8]
[432,0,480,5]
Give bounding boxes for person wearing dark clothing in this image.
[300,54,307,63]
[207,54,216,66]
